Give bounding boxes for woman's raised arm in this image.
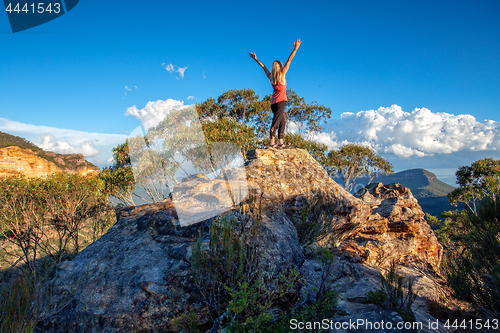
[282,38,301,76]
[250,52,271,79]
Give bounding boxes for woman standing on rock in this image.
[250,38,301,148]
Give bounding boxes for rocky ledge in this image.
[39,148,447,332]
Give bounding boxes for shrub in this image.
[0,173,115,277]
[293,194,342,247]
[380,262,416,322]
[191,212,260,319]
[443,194,500,315]
[363,289,387,306]
[171,312,200,333]
[363,262,416,322]
[0,271,41,333]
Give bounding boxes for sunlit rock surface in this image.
[0,146,99,178]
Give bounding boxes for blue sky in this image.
[1,0,499,185]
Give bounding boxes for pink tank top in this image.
[271,80,287,104]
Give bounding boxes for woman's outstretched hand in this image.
[293,38,302,49]
[249,52,258,61]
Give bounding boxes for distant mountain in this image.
[333,168,461,217]
[366,168,455,198]
[0,131,99,177]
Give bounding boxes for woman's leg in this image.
[269,103,281,147]
[276,101,287,146]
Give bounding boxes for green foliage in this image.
[256,288,340,333]
[285,89,331,137]
[191,198,313,332]
[222,279,339,333]
[283,133,328,164]
[197,88,271,140]
[316,246,335,265]
[363,289,388,306]
[373,261,417,322]
[0,173,115,277]
[448,158,500,214]
[443,194,500,315]
[0,131,41,152]
[99,141,137,206]
[325,143,394,192]
[201,118,257,161]
[197,88,331,141]
[191,213,260,318]
[172,312,200,333]
[0,271,40,333]
[293,195,342,247]
[426,211,470,244]
[99,166,136,206]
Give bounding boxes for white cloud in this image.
[125,99,190,129]
[318,105,500,157]
[163,63,188,79]
[187,96,195,100]
[165,63,175,73]
[0,118,128,168]
[177,67,188,79]
[125,86,132,91]
[36,134,100,157]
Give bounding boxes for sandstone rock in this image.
[0,146,62,178]
[0,146,99,178]
[299,252,452,333]
[343,182,443,270]
[245,149,373,241]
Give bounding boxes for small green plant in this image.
[191,211,260,319]
[0,271,41,333]
[363,289,387,305]
[380,261,417,322]
[223,280,273,332]
[294,194,341,247]
[360,263,416,323]
[315,247,335,297]
[171,312,200,333]
[260,287,340,333]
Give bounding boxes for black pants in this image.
[270,101,286,140]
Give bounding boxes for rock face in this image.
[342,182,443,270]
[0,146,99,178]
[40,148,446,332]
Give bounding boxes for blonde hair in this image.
[271,60,283,86]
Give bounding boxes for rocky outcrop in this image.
[40,148,446,332]
[341,182,443,270]
[0,146,99,178]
